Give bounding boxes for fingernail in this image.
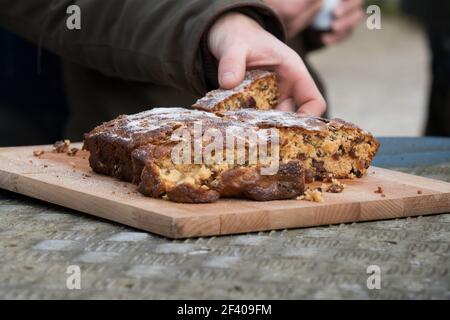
[221,72,236,86]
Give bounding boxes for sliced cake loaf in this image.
[84,108,378,203]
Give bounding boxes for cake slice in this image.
[222,109,380,182]
[192,70,278,112]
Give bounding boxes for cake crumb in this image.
[325,179,345,193]
[67,148,79,156]
[69,162,76,168]
[374,186,383,194]
[43,165,48,168]
[323,173,334,183]
[28,160,33,164]
[300,188,324,203]
[33,150,45,157]
[417,190,422,194]
[53,139,71,153]
[381,194,386,198]
[348,173,356,179]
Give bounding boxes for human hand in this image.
[264,0,324,38]
[208,12,326,116]
[321,0,364,45]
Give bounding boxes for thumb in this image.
[218,45,247,89]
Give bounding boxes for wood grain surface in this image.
[1,143,449,238]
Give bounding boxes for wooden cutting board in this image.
[1,143,450,238]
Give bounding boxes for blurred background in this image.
[311,0,428,136]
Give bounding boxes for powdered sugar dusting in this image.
[86,107,364,145]
[223,109,331,132]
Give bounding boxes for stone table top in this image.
[1,137,450,299]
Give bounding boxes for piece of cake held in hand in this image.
[192,70,278,112]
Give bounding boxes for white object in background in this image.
[311,0,341,31]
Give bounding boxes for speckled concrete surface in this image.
[0,159,449,299]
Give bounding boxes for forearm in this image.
[0,0,284,94]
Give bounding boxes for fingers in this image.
[285,0,324,38]
[296,98,327,116]
[331,7,364,34]
[278,53,326,117]
[322,0,364,45]
[334,0,363,18]
[294,78,326,116]
[276,98,296,112]
[291,65,326,116]
[218,45,247,89]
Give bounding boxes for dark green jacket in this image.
[0,0,321,139]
